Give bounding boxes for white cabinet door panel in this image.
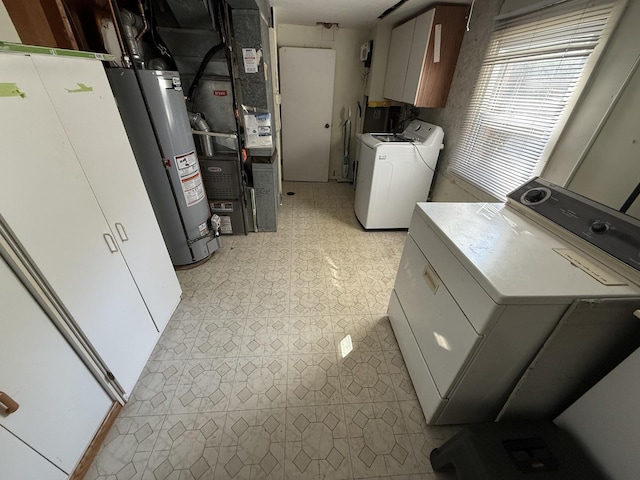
[32,55,181,333]
[0,258,111,472]
[0,428,67,480]
[0,54,157,393]
[383,18,415,102]
[403,10,434,104]
[395,236,481,397]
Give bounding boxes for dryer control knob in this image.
[524,189,547,203]
[591,221,608,233]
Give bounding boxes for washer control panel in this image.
[508,177,640,272]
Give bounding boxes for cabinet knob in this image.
[325,123,330,129]
[0,391,19,414]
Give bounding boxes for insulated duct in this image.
[120,8,144,66]
[188,112,215,156]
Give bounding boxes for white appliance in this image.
[388,178,640,425]
[354,119,444,229]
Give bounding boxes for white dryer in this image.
[354,119,444,229]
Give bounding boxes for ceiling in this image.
[269,0,471,29]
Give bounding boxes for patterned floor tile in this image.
[287,353,342,406]
[331,315,383,353]
[344,402,419,478]
[240,333,289,357]
[285,405,351,479]
[191,317,245,358]
[169,304,208,323]
[290,287,331,316]
[142,412,225,479]
[254,264,291,289]
[248,287,290,317]
[85,415,164,480]
[289,315,333,335]
[291,263,328,288]
[337,351,396,403]
[170,358,236,414]
[121,360,184,417]
[326,286,371,315]
[228,356,288,410]
[374,316,400,351]
[216,409,286,479]
[149,320,200,362]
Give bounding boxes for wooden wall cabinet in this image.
[383,4,469,108]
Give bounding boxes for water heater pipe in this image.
[188,112,215,156]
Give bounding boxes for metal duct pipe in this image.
[188,112,215,156]
[120,8,144,65]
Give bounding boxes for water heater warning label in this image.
[176,151,205,206]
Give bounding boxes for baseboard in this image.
[69,401,122,480]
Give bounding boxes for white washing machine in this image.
[354,119,444,229]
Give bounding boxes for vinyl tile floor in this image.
[85,181,459,480]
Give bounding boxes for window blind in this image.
[448,0,619,200]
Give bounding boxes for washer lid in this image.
[370,133,412,143]
[413,202,640,304]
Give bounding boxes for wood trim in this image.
[69,401,122,480]
[414,4,470,108]
[40,0,79,49]
[3,0,77,49]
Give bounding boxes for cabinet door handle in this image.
[0,391,19,414]
[115,223,129,242]
[103,233,119,253]
[433,24,442,63]
[422,262,440,294]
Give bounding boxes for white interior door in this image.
[0,428,66,480]
[0,54,157,394]
[279,47,335,182]
[0,257,111,473]
[32,55,182,334]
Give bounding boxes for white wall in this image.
[567,63,640,219]
[555,342,640,480]
[276,24,370,179]
[545,0,640,219]
[0,1,20,43]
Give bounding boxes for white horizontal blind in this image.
[448,0,617,200]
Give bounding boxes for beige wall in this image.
[420,0,640,215]
[276,24,370,179]
[365,24,392,102]
[0,1,20,43]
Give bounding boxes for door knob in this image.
[325,123,330,128]
[0,391,19,414]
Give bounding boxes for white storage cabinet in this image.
[0,52,181,394]
[384,5,468,107]
[0,257,112,477]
